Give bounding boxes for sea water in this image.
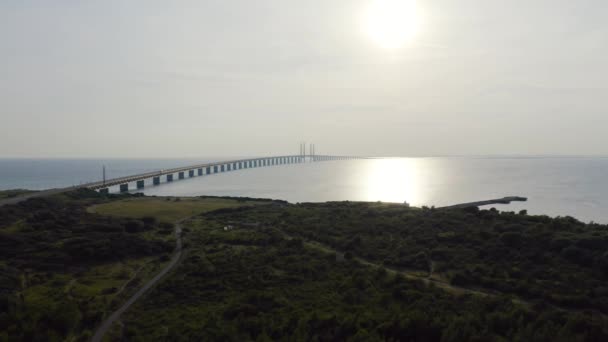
[1,157,607,223]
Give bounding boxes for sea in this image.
[1,157,607,223]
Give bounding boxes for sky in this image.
[1,0,607,158]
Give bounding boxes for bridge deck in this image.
[0,155,360,207]
[87,155,305,190]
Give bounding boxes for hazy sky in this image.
[1,0,607,158]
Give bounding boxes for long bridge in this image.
[0,153,362,207]
[88,154,359,193]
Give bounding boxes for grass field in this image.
[0,189,36,199]
[88,196,264,222]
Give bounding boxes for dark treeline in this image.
[0,190,173,341]
[268,203,608,313]
[3,192,608,341]
[121,202,608,341]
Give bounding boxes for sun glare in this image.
[363,0,420,49]
[363,158,425,205]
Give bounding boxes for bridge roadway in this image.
[0,155,360,207]
[87,154,359,193]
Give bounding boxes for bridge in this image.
[0,153,362,207]
[87,154,360,193]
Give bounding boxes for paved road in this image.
[91,223,183,342]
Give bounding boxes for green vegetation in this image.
[0,190,263,341]
[88,196,262,223]
[272,203,608,312]
[0,189,36,199]
[3,193,608,341]
[118,202,608,341]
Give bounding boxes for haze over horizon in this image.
[2,0,607,158]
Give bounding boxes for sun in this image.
[363,0,420,49]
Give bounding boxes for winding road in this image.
[91,223,183,342]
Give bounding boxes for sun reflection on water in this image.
[362,158,427,205]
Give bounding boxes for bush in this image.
[561,246,591,265]
[141,216,157,225]
[500,232,523,247]
[125,220,145,233]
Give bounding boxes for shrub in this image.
[141,216,157,225]
[125,220,145,233]
[500,232,523,247]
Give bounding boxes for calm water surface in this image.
[1,157,607,223]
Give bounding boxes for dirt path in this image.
[296,236,498,298]
[298,234,608,319]
[114,264,145,297]
[91,222,183,342]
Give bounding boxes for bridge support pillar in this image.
[198,168,203,176]
[153,177,161,185]
[189,170,194,177]
[119,184,129,193]
[99,188,109,194]
[179,172,185,179]
[167,174,174,182]
[136,180,145,189]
